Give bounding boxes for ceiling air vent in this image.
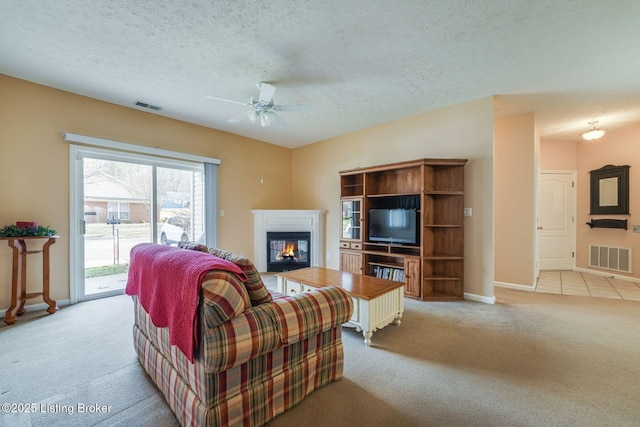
[134,101,162,111]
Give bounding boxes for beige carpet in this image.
[1,285,638,426]
[269,287,640,426]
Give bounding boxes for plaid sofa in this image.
[130,246,353,426]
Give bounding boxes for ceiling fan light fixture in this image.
[261,111,275,127]
[209,82,312,128]
[582,121,605,140]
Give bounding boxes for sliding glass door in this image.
[71,145,206,302]
[156,167,204,246]
[82,157,152,297]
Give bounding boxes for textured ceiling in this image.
[1,0,640,148]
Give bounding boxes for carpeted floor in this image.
[1,281,639,426]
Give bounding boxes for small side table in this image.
[2,236,59,325]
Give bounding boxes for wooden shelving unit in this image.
[339,158,467,301]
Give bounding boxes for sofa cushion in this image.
[178,241,209,252]
[201,270,251,327]
[208,248,273,306]
[201,303,282,373]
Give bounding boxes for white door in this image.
[539,172,576,270]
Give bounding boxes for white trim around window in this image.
[62,132,221,165]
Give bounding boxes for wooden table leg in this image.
[17,239,28,316]
[3,237,58,324]
[4,239,24,325]
[42,238,58,314]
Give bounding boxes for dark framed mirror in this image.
[589,165,630,215]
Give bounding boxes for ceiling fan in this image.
[207,82,313,127]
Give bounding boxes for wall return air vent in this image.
[134,101,162,111]
[589,244,632,273]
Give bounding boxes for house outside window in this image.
[108,202,130,220]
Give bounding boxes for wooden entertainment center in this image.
[339,158,467,301]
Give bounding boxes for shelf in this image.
[369,263,405,282]
[369,261,403,269]
[586,219,627,229]
[342,190,363,197]
[341,174,364,197]
[366,168,422,195]
[364,252,407,261]
[424,191,464,195]
[340,158,467,301]
[363,243,421,257]
[365,242,420,249]
[367,192,421,198]
[422,292,463,302]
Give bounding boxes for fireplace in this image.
[252,210,325,272]
[266,231,311,272]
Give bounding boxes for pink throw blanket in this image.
[125,243,247,362]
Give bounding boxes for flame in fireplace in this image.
[276,242,298,261]
[283,242,296,257]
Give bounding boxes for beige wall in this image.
[0,74,292,309]
[291,97,495,299]
[1,74,522,308]
[575,123,640,275]
[494,112,538,288]
[540,140,577,170]
[540,125,640,277]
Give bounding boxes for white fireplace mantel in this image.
[252,210,325,272]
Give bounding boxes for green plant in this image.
[85,264,129,278]
[0,224,57,237]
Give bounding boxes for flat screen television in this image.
[368,208,418,245]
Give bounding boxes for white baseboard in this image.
[494,281,536,292]
[0,299,70,319]
[574,267,639,283]
[464,292,496,304]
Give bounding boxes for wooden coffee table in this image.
[275,267,404,346]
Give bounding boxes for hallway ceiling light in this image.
[582,120,605,140]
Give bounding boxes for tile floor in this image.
[536,270,640,301]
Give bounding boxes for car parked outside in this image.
[160,216,190,245]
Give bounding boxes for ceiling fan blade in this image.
[258,82,276,103]
[270,112,288,128]
[206,95,249,106]
[273,104,314,112]
[227,111,250,123]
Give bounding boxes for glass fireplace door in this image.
[266,232,311,272]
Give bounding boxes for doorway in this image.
[538,171,576,270]
[70,145,206,302]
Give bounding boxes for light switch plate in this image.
[633,225,640,233]
[463,208,472,217]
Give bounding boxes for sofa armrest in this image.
[270,286,353,344]
[200,270,251,328]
